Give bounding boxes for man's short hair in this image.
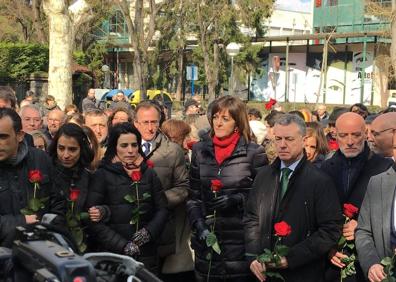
[19,104,42,118]
[264,110,285,127]
[0,108,22,132]
[248,108,262,120]
[84,108,107,121]
[274,113,306,136]
[134,100,162,120]
[0,86,16,109]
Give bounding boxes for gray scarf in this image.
[2,140,29,167]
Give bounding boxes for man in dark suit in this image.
[321,112,392,282]
[355,142,396,282]
[245,114,343,282]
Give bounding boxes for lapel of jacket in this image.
[382,167,396,250]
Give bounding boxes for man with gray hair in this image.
[245,114,343,282]
[19,104,43,134]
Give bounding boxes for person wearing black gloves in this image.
[86,122,168,274]
[48,123,109,253]
[187,96,268,282]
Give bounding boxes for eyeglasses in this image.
[370,128,395,137]
[136,120,159,126]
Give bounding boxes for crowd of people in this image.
[0,85,395,282]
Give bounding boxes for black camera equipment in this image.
[0,225,163,282]
[12,225,96,282]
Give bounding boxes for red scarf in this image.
[212,132,240,165]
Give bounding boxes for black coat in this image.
[320,144,392,282]
[0,146,64,247]
[86,161,168,271]
[244,156,343,282]
[321,144,393,209]
[52,163,92,252]
[187,137,268,280]
[53,163,91,215]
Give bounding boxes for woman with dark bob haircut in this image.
[86,122,168,274]
[49,123,106,253]
[187,95,268,281]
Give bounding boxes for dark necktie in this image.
[142,142,151,156]
[280,167,292,199]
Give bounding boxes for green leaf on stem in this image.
[20,208,32,215]
[257,253,272,263]
[142,193,151,200]
[80,212,89,221]
[28,198,42,212]
[124,194,136,203]
[381,257,393,266]
[130,212,139,225]
[206,232,216,247]
[206,232,221,254]
[212,241,221,255]
[275,244,289,257]
[338,236,346,248]
[266,271,285,281]
[346,242,355,250]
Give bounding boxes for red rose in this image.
[211,179,223,193]
[131,171,142,182]
[343,203,359,219]
[69,189,80,202]
[186,140,197,150]
[265,98,277,110]
[28,170,43,183]
[146,160,154,168]
[274,221,292,237]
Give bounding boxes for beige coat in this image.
[147,133,193,273]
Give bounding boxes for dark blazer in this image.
[244,156,343,282]
[321,145,392,281]
[321,144,392,208]
[356,166,396,276]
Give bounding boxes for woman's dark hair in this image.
[210,96,251,141]
[103,122,143,163]
[48,123,94,168]
[350,103,369,118]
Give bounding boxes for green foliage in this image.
[206,232,221,255]
[382,255,396,281]
[73,50,87,66]
[0,42,48,81]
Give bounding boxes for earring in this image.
[234,128,239,133]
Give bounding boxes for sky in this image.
[275,0,312,13]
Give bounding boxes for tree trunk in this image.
[391,0,396,82]
[44,0,73,109]
[43,0,91,110]
[175,48,184,102]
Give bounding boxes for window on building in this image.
[327,0,338,6]
[109,10,126,35]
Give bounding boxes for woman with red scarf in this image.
[187,96,268,282]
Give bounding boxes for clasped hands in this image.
[124,228,151,257]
